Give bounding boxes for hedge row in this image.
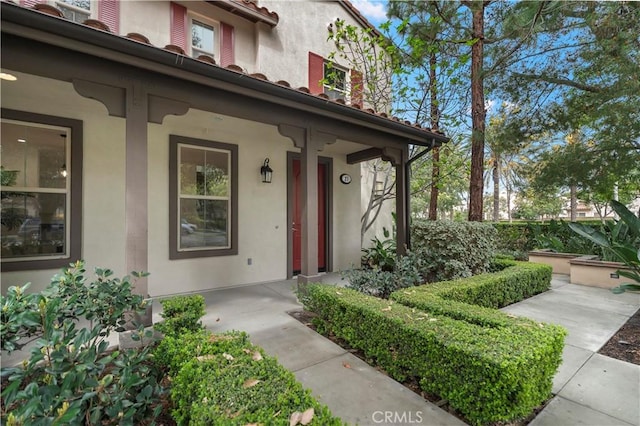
[153,298,342,426]
[303,262,565,425]
[493,220,601,255]
[391,259,552,313]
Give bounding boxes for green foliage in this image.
[493,220,603,257]
[411,220,497,282]
[342,249,425,299]
[570,200,640,293]
[154,295,205,337]
[153,329,249,376]
[361,230,396,271]
[303,262,565,425]
[0,262,162,425]
[154,330,341,425]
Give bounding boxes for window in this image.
[55,0,92,23]
[1,109,82,271]
[323,61,348,100]
[190,17,218,59]
[169,135,237,259]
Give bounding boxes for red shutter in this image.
[220,22,235,67]
[350,69,363,106]
[21,0,44,7]
[308,52,324,94]
[98,0,119,33]
[170,2,187,52]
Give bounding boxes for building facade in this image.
[1,1,446,320]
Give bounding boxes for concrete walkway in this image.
[152,274,640,425]
[503,275,640,426]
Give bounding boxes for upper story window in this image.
[55,0,92,23]
[169,135,238,259]
[323,61,348,100]
[1,109,83,272]
[190,16,219,60]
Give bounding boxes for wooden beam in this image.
[347,147,383,164]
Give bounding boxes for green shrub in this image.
[1,262,163,426]
[153,329,249,376]
[493,220,602,257]
[342,249,425,298]
[156,329,341,425]
[154,294,205,336]
[412,220,497,282]
[302,262,565,425]
[392,260,552,310]
[570,200,640,293]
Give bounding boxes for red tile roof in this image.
[9,1,445,138]
[207,0,279,27]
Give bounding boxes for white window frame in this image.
[189,13,220,60]
[177,144,231,252]
[323,61,349,100]
[53,0,94,23]
[1,120,71,263]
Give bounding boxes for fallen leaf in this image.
[289,411,302,426]
[342,362,351,369]
[335,291,342,295]
[300,408,314,425]
[252,351,263,361]
[196,355,216,361]
[429,318,438,322]
[216,318,220,322]
[382,306,392,312]
[223,352,234,361]
[506,314,517,318]
[243,378,261,388]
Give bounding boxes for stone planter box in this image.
[528,250,582,274]
[569,256,630,289]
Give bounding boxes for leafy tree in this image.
[497,1,640,195]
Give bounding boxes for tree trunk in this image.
[428,147,440,220]
[506,185,512,223]
[467,1,486,222]
[492,152,500,222]
[570,184,577,222]
[428,52,440,221]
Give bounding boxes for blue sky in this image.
[350,0,388,24]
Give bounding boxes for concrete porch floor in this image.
[152,273,640,426]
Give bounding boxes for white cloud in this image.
[351,0,387,22]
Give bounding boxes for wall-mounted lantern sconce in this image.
[60,163,68,178]
[260,158,273,183]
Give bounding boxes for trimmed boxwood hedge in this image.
[152,295,342,425]
[303,261,565,425]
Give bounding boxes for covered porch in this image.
[1,1,448,325]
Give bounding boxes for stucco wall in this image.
[119,1,258,72]
[1,70,361,296]
[148,111,361,296]
[1,70,127,293]
[257,0,365,88]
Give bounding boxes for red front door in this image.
[292,159,327,274]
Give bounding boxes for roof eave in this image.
[0,2,448,146]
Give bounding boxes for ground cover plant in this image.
[153,294,342,425]
[302,260,565,425]
[0,262,163,425]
